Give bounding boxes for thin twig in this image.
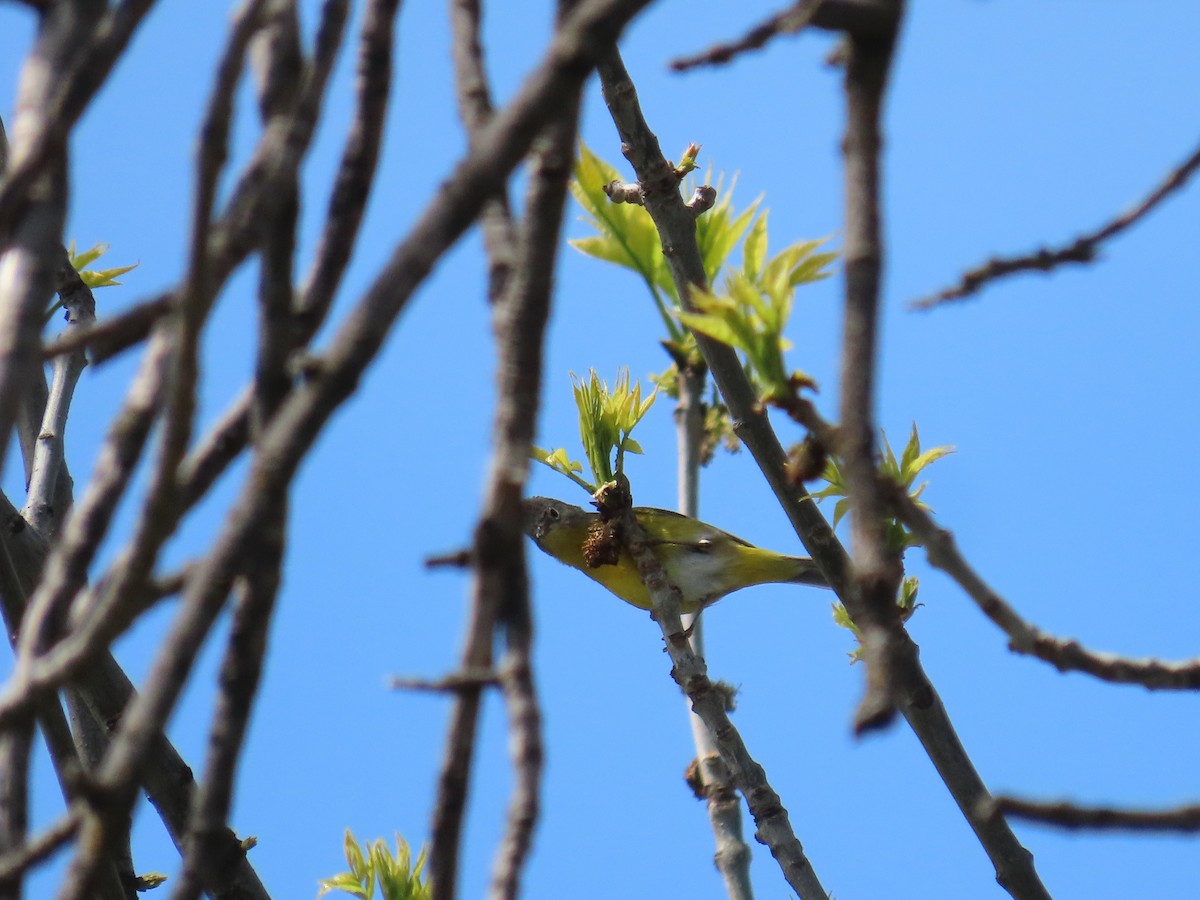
[985,796,1200,833]
[177,389,253,506]
[599,482,830,899]
[297,0,397,332]
[890,485,1200,689]
[0,808,80,884]
[0,0,158,242]
[668,0,898,72]
[675,363,754,900]
[172,510,285,900]
[390,671,500,693]
[247,0,302,440]
[0,714,34,896]
[41,292,171,364]
[911,138,1200,309]
[448,0,517,303]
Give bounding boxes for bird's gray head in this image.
[521,496,589,541]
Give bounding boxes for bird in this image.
[522,496,827,613]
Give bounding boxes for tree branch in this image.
[485,47,582,899]
[911,138,1200,309]
[669,0,898,72]
[594,39,1052,900]
[985,796,1200,833]
[890,484,1200,689]
[835,0,905,732]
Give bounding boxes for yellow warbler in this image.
[522,497,826,613]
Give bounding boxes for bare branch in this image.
[0,0,159,239]
[835,0,906,733]
[6,332,169,714]
[24,257,95,537]
[173,512,286,900]
[0,715,34,896]
[669,0,897,72]
[674,362,754,899]
[448,0,517,303]
[0,807,80,885]
[890,485,1200,689]
[985,796,1200,833]
[41,292,171,365]
[390,671,501,693]
[596,47,830,898]
[485,53,582,899]
[177,389,253,506]
[597,483,830,899]
[298,0,398,332]
[911,138,1200,309]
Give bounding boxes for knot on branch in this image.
[602,179,644,205]
[686,184,717,218]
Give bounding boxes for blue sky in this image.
[3,2,1200,898]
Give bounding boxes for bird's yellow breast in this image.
[536,520,807,612]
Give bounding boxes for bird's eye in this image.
[547,507,559,520]
[694,539,713,553]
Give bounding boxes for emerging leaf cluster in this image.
[570,143,834,460]
[69,241,138,288]
[832,575,922,664]
[532,369,655,493]
[571,143,680,341]
[817,425,949,655]
[680,221,834,404]
[44,241,138,325]
[318,830,430,900]
[812,424,954,554]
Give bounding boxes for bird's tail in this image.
[734,548,829,590]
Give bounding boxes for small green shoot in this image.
[812,424,954,553]
[677,232,833,403]
[833,575,921,663]
[318,830,430,900]
[69,241,138,288]
[532,369,656,493]
[573,369,655,485]
[570,143,680,341]
[44,241,138,324]
[530,445,594,493]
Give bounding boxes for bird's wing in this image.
[638,507,755,549]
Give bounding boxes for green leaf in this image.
[67,241,138,288]
[345,831,369,887]
[318,874,370,899]
[831,497,850,529]
[571,143,681,340]
[79,263,138,288]
[67,240,108,271]
[741,211,768,282]
[567,369,656,485]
